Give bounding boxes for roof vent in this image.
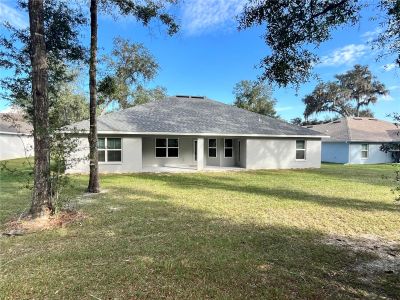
[332,120,341,123]
[306,125,313,128]
[368,118,377,121]
[175,95,205,99]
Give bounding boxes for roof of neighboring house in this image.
[307,117,400,142]
[0,113,32,134]
[71,96,324,137]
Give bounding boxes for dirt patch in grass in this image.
[1,210,86,236]
[325,235,400,281]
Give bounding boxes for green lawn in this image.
[1,160,399,299]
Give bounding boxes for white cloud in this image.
[181,0,246,35]
[383,63,397,71]
[389,85,400,91]
[378,94,394,102]
[361,28,381,42]
[319,44,367,67]
[0,2,27,29]
[276,106,294,112]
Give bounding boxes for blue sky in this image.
[0,0,398,122]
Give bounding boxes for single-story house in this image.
[67,96,325,173]
[0,113,33,160]
[308,117,399,164]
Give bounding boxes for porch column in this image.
[197,137,205,170]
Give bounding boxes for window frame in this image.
[155,138,179,158]
[208,138,217,158]
[361,143,369,159]
[224,138,233,158]
[97,137,123,164]
[295,140,306,161]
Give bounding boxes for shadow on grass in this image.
[132,173,400,213]
[303,164,395,187]
[3,193,398,299]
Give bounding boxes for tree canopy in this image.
[97,38,166,113]
[303,65,387,119]
[238,0,399,87]
[0,0,87,123]
[233,80,278,118]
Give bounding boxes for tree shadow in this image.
[132,173,400,213]
[4,193,398,299]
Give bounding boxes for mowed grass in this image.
[0,159,399,299]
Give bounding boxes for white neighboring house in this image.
[0,113,34,160]
[308,117,399,164]
[67,96,325,173]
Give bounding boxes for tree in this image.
[0,0,87,216]
[335,65,387,116]
[97,38,165,114]
[87,0,99,193]
[238,1,399,87]
[375,1,400,67]
[28,0,50,216]
[290,116,339,126]
[86,0,179,193]
[303,65,387,119]
[233,80,278,118]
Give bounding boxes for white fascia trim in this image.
[69,130,328,138]
[0,131,32,136]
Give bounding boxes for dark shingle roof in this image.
[308,117,400,142]
[71,96,324,137]
[0,113,32,134]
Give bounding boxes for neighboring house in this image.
[308,117,399,164]
[67,96,325,173]
[0,113,33,160]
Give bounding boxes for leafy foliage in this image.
[0,0,87,122]
[100,0,179,35]
[374,0,400,67]
[233,80,278,118]
[238,1,399,86]
[238,0,361,86]
[97,38,166,113]
[380,113,400,201]
[290,116,339,126]
[303,65,387,118]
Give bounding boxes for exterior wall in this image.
[204,138,239,167]
[0,133,33,160]
[142,136,196,168]
[245,138,321,169]
[321,142,349,163]
[348,142,392,164]
[67,136,142,174]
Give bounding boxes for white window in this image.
[296,140,306,160]
[361,144,369,159]
[98,137,122,162]
[208,139,217,157]
[224,139,233,157]
[155,138,179,158]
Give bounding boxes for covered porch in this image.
[141,136,246,171]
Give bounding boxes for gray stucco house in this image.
[0,113,33,161]
[67,96,325,173]
[308,117,399,164]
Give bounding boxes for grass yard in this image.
[1,160,399,299]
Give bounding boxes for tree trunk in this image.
[87,0,100,193]
[28,0,52,217]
